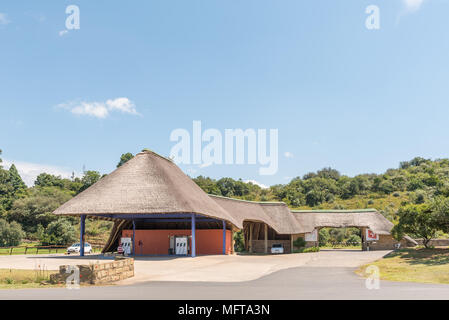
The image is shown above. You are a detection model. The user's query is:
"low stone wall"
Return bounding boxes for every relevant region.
[364,235,415,251]
[414,239,449,247]
[50,257,134,285]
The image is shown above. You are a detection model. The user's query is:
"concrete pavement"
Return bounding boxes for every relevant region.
[2,250,449,299]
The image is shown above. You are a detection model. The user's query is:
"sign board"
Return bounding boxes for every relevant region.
[305,229,318,242]
[366,229,379,241]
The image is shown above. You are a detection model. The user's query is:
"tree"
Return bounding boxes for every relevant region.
[40,219,77,245]
[7,187,72,235]
[117,153,134,168]
[0,219,24,246]
[79,170,101,193]
[392,203,440,248]
[8,164,26,195]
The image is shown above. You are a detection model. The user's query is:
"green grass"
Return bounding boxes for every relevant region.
[356,248,449,285]
[0,268,59,289]
[320,244,362,250]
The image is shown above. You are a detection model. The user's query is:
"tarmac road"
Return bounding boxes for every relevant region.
[1,265,449,300]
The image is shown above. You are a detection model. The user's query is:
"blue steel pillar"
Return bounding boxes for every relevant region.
[80,215,86,257]
[222,220,226,255]
[132,220,136,256]
[191,214,196,257]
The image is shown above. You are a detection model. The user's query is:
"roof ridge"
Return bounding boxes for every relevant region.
[136,149,174,163]
[208,194,287,205]
[292,209,377,213]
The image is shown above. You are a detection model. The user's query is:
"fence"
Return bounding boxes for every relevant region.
[0,245,103,255]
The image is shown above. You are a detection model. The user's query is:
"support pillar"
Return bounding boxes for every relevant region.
[222,221,226,255]
[291,234,294,254]
[264,224,268,254]
[249,223,253,253]
[132,220,136,256]
[231,229,235,254]
[191,214,196,257]
[80,215,86,257]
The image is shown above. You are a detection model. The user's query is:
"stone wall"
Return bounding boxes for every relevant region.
[414,239,449,247]
[50,257,134,285]
[364,235,415,251]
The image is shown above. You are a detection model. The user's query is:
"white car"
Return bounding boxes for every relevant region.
[271,243,284,254]
[67,243,92,254]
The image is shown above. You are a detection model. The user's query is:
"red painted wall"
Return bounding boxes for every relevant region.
[121,229,232,255]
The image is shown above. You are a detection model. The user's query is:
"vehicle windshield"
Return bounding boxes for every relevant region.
[272,244,282,248]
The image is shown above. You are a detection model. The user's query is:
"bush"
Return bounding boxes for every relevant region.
[0,219,25,246]
[233,230,245,252]
[346,234,361,245]
[293,237,306,249]
[302,247,320,253]
[40,219,77,245]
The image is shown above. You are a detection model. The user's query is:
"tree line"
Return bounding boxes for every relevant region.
[1,149,449,248]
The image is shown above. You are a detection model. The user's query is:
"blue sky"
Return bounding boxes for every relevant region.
[1,0,449,187]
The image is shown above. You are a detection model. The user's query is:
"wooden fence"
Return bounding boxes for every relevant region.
[0,245,103,255]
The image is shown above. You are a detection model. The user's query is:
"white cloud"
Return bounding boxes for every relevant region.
[403,0,426,12]
[59,30,68,36]
[244,180,269,189]
[3,159,80,187]
[284,151,294,159]
[57,97,139,119]
[198,162,212,169]
[106,98,139,115]
[0,13,10,25]
[71,102,109,118]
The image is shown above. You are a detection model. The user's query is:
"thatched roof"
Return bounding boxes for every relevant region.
[53,150,240,227]
[53,150,397,237]
[210,195,301,234]
[291,209,394,235]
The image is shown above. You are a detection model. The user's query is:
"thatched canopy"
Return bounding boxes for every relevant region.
[210,195,302,234]
[53,150,398,239]
[291,209,394,235]
[53,150,240,227]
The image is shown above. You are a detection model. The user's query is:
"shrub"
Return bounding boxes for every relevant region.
[293,237,306,249]
[0,219,25,246]
[40,219,77,245]
[302,247,320,253]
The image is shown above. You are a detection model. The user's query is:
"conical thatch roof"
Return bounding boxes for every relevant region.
[291,209,394,235]
[53,151,240,227]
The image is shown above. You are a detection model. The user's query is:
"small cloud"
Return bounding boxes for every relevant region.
[59,30,68,36]
[106,97,139,115]
[284,151,294,159]
[70,102,109,118]
[403,0,425,12]
[244,180,269,189]
[3,159,80,187]
[198,162,212,169]
[0,13,10,25]
[57,97,139,119]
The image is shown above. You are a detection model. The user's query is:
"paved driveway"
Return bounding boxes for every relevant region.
[0,249,389,283]
[2,250,449,299]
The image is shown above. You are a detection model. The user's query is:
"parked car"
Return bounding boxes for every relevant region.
[67,243,92,254]
[271,243,284,254]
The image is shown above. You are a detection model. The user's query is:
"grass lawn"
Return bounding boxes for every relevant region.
[0,268,60,289]
[320,245,362,250]
[356,248,449,285]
